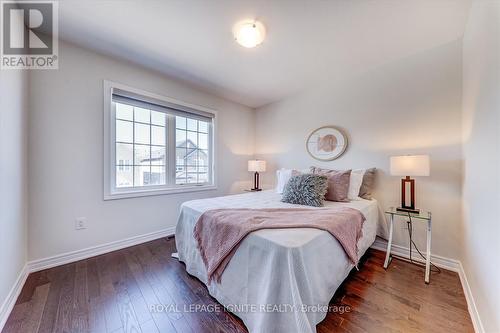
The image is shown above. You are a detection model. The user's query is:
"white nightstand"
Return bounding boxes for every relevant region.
[383,208,432,283]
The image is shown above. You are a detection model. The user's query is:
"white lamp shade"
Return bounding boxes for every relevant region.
[390,155,430,177]
[248,160,266,172]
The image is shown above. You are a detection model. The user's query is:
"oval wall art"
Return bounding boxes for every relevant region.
[306,126,348,161]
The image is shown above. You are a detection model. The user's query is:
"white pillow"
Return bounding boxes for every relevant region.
[348,169,366,200]
[276,169,301,194]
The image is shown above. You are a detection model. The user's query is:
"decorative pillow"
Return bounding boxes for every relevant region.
[359,168,376,199]
[310,167,351,202]
[281,174,328,207]
[310,166,337,176]
[310,167,375,200]
[325,170,351,202]
[348,169,365,200]
[276,168,302,194]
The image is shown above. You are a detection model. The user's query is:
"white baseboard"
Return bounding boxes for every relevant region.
[371,238,484,333]
[371,238,461,271]
[0,227,175,331]
[28,226,176,273]
[456,261,485,333]
[0,227,176,331]
[0,264,29,331]
[0,232,484,333]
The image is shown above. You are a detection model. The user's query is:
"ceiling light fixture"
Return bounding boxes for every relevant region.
[233,20,266,48]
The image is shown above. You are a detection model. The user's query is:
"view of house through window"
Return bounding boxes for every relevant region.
[115,102,167,188]
[111,96,213,193]
[175,116,210,184]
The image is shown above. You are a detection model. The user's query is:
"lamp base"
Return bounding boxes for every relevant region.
[396,207,420,214]
[250,188,262,192]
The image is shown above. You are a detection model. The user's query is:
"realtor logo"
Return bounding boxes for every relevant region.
[1,0,58,69]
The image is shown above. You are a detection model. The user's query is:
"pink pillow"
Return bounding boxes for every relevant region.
[310,167,351,202]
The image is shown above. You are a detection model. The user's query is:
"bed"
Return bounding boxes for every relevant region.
[175,190,383,333]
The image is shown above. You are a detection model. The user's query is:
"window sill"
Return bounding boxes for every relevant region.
[104,184,217,201]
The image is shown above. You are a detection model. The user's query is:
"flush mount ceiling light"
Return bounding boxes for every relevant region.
[233,20,266,48]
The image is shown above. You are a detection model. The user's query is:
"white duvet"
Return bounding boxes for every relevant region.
[175,190,382,333]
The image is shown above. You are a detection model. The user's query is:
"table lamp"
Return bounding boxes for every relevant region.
[390,155,430,213]
[248,160,266,191]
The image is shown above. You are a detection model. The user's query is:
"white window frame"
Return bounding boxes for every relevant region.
[103,80,217,200]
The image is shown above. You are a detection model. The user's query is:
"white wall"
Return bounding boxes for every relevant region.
[255,40,463,259]
[28,41,255,261]
[462,1,500,331]
[0,71,28,313]
[4,6,498,330]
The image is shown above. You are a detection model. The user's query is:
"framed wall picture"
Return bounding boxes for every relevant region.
[306,126,348,161]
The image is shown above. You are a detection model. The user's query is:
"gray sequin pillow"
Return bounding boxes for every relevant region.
[281,174,328,207]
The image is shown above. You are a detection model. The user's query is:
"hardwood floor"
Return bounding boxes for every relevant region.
[2,237,473,333]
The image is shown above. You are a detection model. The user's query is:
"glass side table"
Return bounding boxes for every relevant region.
[384,208,432,283]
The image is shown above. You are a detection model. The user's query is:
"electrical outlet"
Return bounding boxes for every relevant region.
[75,217,87,230]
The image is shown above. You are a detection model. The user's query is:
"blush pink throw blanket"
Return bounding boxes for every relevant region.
[193,207,365,283]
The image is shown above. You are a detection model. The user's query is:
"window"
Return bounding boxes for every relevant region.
[104,81,216,199]
[114,103,167,188]
[175,116,210,184]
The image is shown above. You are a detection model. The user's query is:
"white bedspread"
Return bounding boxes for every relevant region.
[175,190,381,333]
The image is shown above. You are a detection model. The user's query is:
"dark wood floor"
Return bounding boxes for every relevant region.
[2,237,474,333]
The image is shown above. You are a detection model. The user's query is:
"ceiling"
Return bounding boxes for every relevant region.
[58,0,472,108]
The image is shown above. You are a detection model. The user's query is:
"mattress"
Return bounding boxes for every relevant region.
[175,190,382,333]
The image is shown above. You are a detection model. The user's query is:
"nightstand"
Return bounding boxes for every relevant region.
[383,208,432,283]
